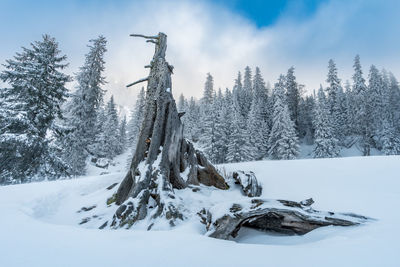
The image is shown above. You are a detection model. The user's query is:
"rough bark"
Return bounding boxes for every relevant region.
[199,198,370,240]
[111,32,228,228]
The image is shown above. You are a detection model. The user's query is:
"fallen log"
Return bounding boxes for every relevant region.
[199,198,370,240]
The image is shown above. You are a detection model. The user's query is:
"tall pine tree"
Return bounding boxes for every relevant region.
[128,86,146,146]
[0,35,71,183]
[268,75,299,160]
[352,55,372,155]
[60,36,107,174]
[313,88,339,158]
[326,59,344,143]
[285,66,300,130]
[248,67,268,160]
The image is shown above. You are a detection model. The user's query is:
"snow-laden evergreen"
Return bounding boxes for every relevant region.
[199,73,216,158]
[59,36,107,175]
[127,87,146,146]
[213,88,233,163]
[183,97,200,142]
[92,96,121,159]
[297,95,315,145]
[0,35,71,183]
[267,75,299,160]
[326,59,346,143]
[227,88,251,163]
[285,66,300,129]
[118,115,127,155]
[241,66,253,118]
[351,55,372,155]
[367,65,386,148]
[247,67,268,160]
[313,88,339,158]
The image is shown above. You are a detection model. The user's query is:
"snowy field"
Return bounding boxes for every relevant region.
[0,152,399,267]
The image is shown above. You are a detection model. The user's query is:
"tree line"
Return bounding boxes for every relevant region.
[2,34,400,184]
[129,58,400,164]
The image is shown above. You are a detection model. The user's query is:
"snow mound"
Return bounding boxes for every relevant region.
[0,154,399,266]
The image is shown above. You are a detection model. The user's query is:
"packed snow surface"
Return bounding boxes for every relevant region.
[0,152,399,267]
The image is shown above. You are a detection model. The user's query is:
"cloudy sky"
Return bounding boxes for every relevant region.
[1,0,400,107]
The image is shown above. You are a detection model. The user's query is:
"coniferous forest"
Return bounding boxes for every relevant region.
[135,57,400,164]
[1,35,400,185]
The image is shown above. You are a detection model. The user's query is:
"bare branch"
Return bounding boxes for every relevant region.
[130,34,159,40]
[168,64,174,74]
[146,40,159,45]
[126,77,149,88]
[144,65,151,68]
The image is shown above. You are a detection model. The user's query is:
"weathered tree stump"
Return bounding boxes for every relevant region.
[111,33,228,228]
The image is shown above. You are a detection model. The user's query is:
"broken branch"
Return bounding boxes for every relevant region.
[130,34,159,40]
[146,40,159,45]
[126,77,149,88]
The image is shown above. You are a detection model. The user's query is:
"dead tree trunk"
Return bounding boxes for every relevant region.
[111,33,228,228]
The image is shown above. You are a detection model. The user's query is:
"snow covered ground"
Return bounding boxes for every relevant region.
[0,152,399,267]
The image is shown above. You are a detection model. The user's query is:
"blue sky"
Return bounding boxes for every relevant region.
[1,0,327,28]
[1,0,400,106]
[213,0,328,27]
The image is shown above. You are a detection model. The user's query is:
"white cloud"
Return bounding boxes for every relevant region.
[1,0,400,107]
[101,0,400,106]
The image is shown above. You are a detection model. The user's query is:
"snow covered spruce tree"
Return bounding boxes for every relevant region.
[297,95,315,145]
[107,33,228,229]
[387,72,400,131]
[241,66,253,117]
[0,35,71,183]
[128,86,146,146]
[285,66,300,129]
[60,36,107,174]
[118,115,127,155]
[214,88,234,163]
[177,93,186,112]
[199,73,218,160]
[92,96,121,159]
[367,65,386,148]
[352,55,372,156]
[313,88,339,158]
[267,75,299,160]
[183,96,200,141]
[227,86,251,162]
[326,59,345,143]
[379,71,400,154]
[247,67,268,160]
[380,118,400,155]
[212,89,230,163]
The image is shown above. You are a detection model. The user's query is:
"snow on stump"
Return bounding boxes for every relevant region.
[232,171,262,197]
